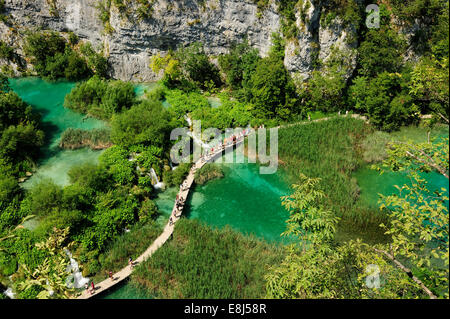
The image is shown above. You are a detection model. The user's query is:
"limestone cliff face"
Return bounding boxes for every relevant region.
[1,0,357,81]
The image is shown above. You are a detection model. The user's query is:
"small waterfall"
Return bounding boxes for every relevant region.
[184,114,192,127]
[3,287,15,299]
[185,114,210,149]
[149,168,164,189]
[65,250,89,289]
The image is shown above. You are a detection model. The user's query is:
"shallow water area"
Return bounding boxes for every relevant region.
[8,77,107,188]
[354,167,448,208]
[154,156,293,244]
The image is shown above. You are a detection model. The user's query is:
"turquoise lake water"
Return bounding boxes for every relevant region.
[8,78,107,187]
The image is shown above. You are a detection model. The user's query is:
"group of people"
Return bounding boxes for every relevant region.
[175,194,185,211]
[171,190,188,226]
[201,128,251,162]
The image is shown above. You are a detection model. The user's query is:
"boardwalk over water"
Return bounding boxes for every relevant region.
[77,134,247,299]
[77,114,367,299]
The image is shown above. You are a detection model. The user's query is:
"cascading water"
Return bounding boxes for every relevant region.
[184,114,210,149]
[65,250,90,289]
[149,168,164,189]
[3,287,15,299]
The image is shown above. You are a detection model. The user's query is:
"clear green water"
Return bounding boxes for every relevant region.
[354,167,448,208]
[8,77,106,188]
[102,158,293,299]
[156,163,292,243]
[99,280,155,299]
[134,82,160,99]
[354,128,449,208]
[186,163,292,243]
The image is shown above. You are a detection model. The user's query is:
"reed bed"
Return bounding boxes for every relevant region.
[59,128,112,150]
[277,117,389,242]
[130,219,284,298]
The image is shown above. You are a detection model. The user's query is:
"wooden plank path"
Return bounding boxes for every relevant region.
[77,133,248,299]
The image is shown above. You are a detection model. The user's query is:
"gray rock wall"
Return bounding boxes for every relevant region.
[1,0,358,81]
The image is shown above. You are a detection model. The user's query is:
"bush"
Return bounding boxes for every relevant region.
[64,75,135,119]
[99,146,136,185]
[163,163,192,187]
[357,27,406,78]
[194,163,224,185]
[110,99,171,148]
[348,72,420,131]
[18,285,44,299]
[218,41,261,90]
[24,31,91,81]
[0,252,17,276]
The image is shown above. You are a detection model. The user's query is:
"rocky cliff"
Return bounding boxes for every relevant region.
[0,0,358,81]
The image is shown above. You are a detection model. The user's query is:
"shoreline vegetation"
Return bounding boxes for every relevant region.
[194,163,224,185]
[130,219,285,299]
[59,128,112,150]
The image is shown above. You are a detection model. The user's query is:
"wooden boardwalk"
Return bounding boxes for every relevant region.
[77,133,248,299]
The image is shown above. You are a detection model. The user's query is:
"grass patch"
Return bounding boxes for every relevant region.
[59,128,112,150]
[194,163,224,185]
[82,221,162,283]
[130,219,284,298]
[278,117,390,243]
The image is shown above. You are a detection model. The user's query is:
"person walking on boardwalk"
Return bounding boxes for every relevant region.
[129,257,133,269]
[109,271,113,280]
[90,281,95,295]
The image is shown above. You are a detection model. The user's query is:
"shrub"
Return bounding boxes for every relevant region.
[64,75,135,119]
[194,163,224,185]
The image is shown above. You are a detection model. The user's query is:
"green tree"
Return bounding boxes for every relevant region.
[110,99,171,148]
[358,27,406,78]
[218,41,261,90]
[348,72,419,131]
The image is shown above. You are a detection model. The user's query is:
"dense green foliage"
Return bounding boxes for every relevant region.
[162,163,192,187]
[218,41,260,91]
[110,99,171,149]
[64,75,135,119]
[219,35,304,122]
[131,219,284,298]
[349,72,420,131]
[0,79,44,223]
[151,42,221,91]
[23,31,108,81]
[24,31,91,81]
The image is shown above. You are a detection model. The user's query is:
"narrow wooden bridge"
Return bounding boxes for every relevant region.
[77,132,248,299]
